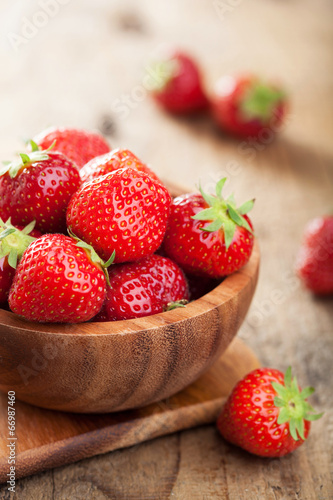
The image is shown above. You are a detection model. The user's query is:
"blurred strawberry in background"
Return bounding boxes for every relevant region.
[296,215,333,295]
[148,50,208,114]
[211,75,287,138]
[33,127,111,169]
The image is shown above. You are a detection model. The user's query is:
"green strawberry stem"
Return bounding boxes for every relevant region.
[165,299,188,311]
[0,218,37,268]
[272,366,323,441]
[191,177,254,249]
[240,80,286,122]
[68,230,115,286]
[0,140,57,179]
[147,57,180,93]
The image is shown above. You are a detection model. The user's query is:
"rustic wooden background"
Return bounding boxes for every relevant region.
[0,0,332,498]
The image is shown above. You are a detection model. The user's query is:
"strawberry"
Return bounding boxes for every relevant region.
[8,234,112,323]
[80,148,162,184]
[295,215,333,295]
[163,178,254,278]
[0,219,41,306]
[217,367,322,457]
[148,50,208,114]
[212,75,287,138]
[95,255,189,321]
[33,127,111,169]
[93,306,109,323]
[67,167,172,263]
[0,142,80,234]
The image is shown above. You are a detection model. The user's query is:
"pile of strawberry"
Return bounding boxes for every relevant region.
[0,126,255,324]
[147,49,287,139]
[0,126,325,460]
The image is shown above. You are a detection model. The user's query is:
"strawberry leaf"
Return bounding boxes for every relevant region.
[289,419,298,441]
[21,220,36,235]
[227,204,253,234]
[304,412,324,421]
[272,381,288,399]
[300,386,315,400]
[191,178,255,245]
[1,149,50,178]
[70,230,115,287]
[199,184,217,207]
[8,249,18,269]
[0,219,37,266]
[44,140,57,152]
[75,240,103,264]
[277,407,290,425]
[223,219,236,249]
[272,367,323,442]
[295,417,305,440]
[202,219,224,233]
[30,140,40,152]
[20,153,31,165]
[284,366,292,386]
[192,207,217,221]
[240,80,286,122]
[0,227,16,241]
[273,396,285,408]
[215,177,227,198]
[227,193,236,207]
[104,250,116,267]
[238,199,255,215]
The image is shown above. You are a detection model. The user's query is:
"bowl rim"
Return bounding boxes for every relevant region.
[0,241,259,337]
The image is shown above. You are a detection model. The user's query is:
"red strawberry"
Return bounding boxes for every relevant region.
[148,50,208,114]
[295,215,333,295]
[0,219,41,306]
[80,149,162,184]
[212,75,287,138]
[93,305,109,323]
[8,234,112,323]
[0,142,80,233]
[96,255,189,321]
[217,367,322,457]
[67,167,172,263]
[163,178,254,278]
[33,127,111,169]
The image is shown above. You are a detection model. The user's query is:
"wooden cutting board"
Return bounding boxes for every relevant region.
[0,338,259,483]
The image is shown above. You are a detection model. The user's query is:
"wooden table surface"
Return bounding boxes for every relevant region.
[0,0,332,498]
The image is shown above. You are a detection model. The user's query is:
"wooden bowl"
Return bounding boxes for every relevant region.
[0,184,259,413]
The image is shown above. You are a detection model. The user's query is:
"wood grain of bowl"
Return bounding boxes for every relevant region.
[0,183,259,413]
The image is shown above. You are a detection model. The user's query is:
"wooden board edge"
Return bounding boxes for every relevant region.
[0,397,225,484]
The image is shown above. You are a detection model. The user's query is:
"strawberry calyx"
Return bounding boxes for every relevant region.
[165,299,188,311]
[68,230,115,286]
[0,218,37,268]
[240,80,286,123]
[192,178,254,249]
[272,367,323,441]
[0,140,56,179]
[147,57,180,93]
